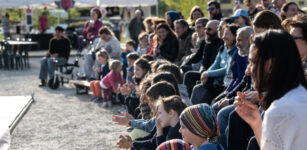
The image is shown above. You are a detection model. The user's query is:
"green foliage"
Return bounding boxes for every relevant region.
[159,0,209,19]
[68,8,81,19]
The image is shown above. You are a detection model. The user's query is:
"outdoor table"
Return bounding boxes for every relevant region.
[1,40,38,70]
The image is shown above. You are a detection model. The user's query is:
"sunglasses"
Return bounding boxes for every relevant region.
[206,7,215,12]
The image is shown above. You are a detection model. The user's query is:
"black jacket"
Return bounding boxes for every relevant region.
[48,36,71,60]
[156,35,179,62]
[185,38,224,73]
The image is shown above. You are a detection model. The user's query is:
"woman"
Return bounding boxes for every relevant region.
[154,23,179,62]
[235,30,307,150]
[78,7,103,51]
[230,9,250,27]
[252,10,283,33]
[280,2,299,21]
[179,104,224,150]
[165,10,181,30]
[188,6,204,27]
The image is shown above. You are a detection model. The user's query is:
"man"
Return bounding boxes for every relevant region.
[128,9,145,48]
[261,0,277,12]
[174,19,193,64]
[272,0,286,16]
[39,26,70,86]
[207,1,223,20]
[2,13,11,39]
[245,0,261,20]
[183,20,224,96]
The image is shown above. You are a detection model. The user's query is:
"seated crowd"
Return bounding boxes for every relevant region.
[38,0,307,149]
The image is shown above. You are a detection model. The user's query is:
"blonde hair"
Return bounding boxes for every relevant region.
[109,60,122,71]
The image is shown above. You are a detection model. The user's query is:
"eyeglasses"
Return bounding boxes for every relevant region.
[205,27,212,31]
[292,36,304,40]
[206,7,215,12]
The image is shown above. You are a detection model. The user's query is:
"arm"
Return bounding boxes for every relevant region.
[130,118,156,132]
[207,50,227,77]
[81,21,90,37]
[185,40,205,65]
[226,75,249,99]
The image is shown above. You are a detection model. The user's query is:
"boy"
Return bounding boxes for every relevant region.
[121,40,136,81]
[126,52,140,84]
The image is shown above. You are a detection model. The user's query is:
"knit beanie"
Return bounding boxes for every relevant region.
[180,104,219,139]
[157,139,192,150]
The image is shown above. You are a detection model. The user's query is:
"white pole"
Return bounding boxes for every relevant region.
[156,1,158,17]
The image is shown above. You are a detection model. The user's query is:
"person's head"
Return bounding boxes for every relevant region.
[179,104,218,148]
[189,6,204,22]
[54,26,64,38]
[250,30,307,110]
[222,24,240,48]
[252,10,282,34]
[236,26,254,56]
[272,0,286,10]
[156,139,192,150]
[144,17,155,33]
[110,60,122,72]
[146,81,177,112]
[174,19,189,37]
[156,23,176,41]
[207,1,222,19]
[138,32,149,47]
[134,58,151,79]
[152,72,180,95]
[205,20,219,43]
[99,26,113,41]
[127,52,139,67]
[218,17,234,38]
[150,59,171,73]
[156,95,187,127]
[135,9,142,19]
[156,63,183,84]
[152,18,167,32]
[289,14,307,61]
[165,11,181,28]
[231,9,250,27]
[5,13,9,19]
[139,77,152,104]
[96,50,109,65]
[261,0,272,8]
[280,2,299,21]
[126,40,136,51]
[245,0,258,10]
[195,17,209,37]
[149,33,155,45]
[91,7,102,21]
[141,54,154,62]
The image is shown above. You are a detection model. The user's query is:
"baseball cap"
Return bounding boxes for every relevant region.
[230,9,249,19]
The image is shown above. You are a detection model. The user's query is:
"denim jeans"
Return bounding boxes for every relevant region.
[39,57,66,80]
[217,105,235,150]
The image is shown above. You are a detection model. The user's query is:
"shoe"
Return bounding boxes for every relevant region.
[38,80,46,87]
[107,101,112,107]
[90,97,98,101]
[93,97,103,103]
[100,102,107,108]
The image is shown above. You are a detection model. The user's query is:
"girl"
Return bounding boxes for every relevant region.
[136,32,150,56]
[100,60,123,107]
[89,50,110,102]
[179,104,224,150]
[155,95,187,146]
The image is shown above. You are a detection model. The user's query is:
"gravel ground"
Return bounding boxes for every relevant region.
[0,58,126,150]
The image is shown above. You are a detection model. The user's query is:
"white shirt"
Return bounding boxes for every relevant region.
[262,85,307,150]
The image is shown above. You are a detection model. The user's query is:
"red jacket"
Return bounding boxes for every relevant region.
[101,70,123,90]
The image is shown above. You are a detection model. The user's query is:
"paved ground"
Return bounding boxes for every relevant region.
[0,58,126,150]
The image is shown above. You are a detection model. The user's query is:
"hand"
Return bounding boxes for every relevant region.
[94,68,100,73]
[111,115,131,126]
[244,91,259,104]
[234,92,262,128]
[200,71,208,85]
[218,98,230,109]
[117,135,133,149]
[50,53,58,57]
[154,47,160,55]
[121,112,134,120]
[155,117,163,136]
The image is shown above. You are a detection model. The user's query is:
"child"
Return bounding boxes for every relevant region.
[126,53,140,84]
[100,60,123,107]
[89,50,110,102]
[147,33,156,56]
[133,58,151,85]
[157,139,192,150]
[179,104,224,150]
[121,40,136,81]
[136,32,150,56]
[155,95,187,146]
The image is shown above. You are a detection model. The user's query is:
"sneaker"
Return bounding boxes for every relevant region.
[93,97,103,103]
[100,102,108,108]
[90,97,98,101]
[107,101,112,107]
[38,80,46,87]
